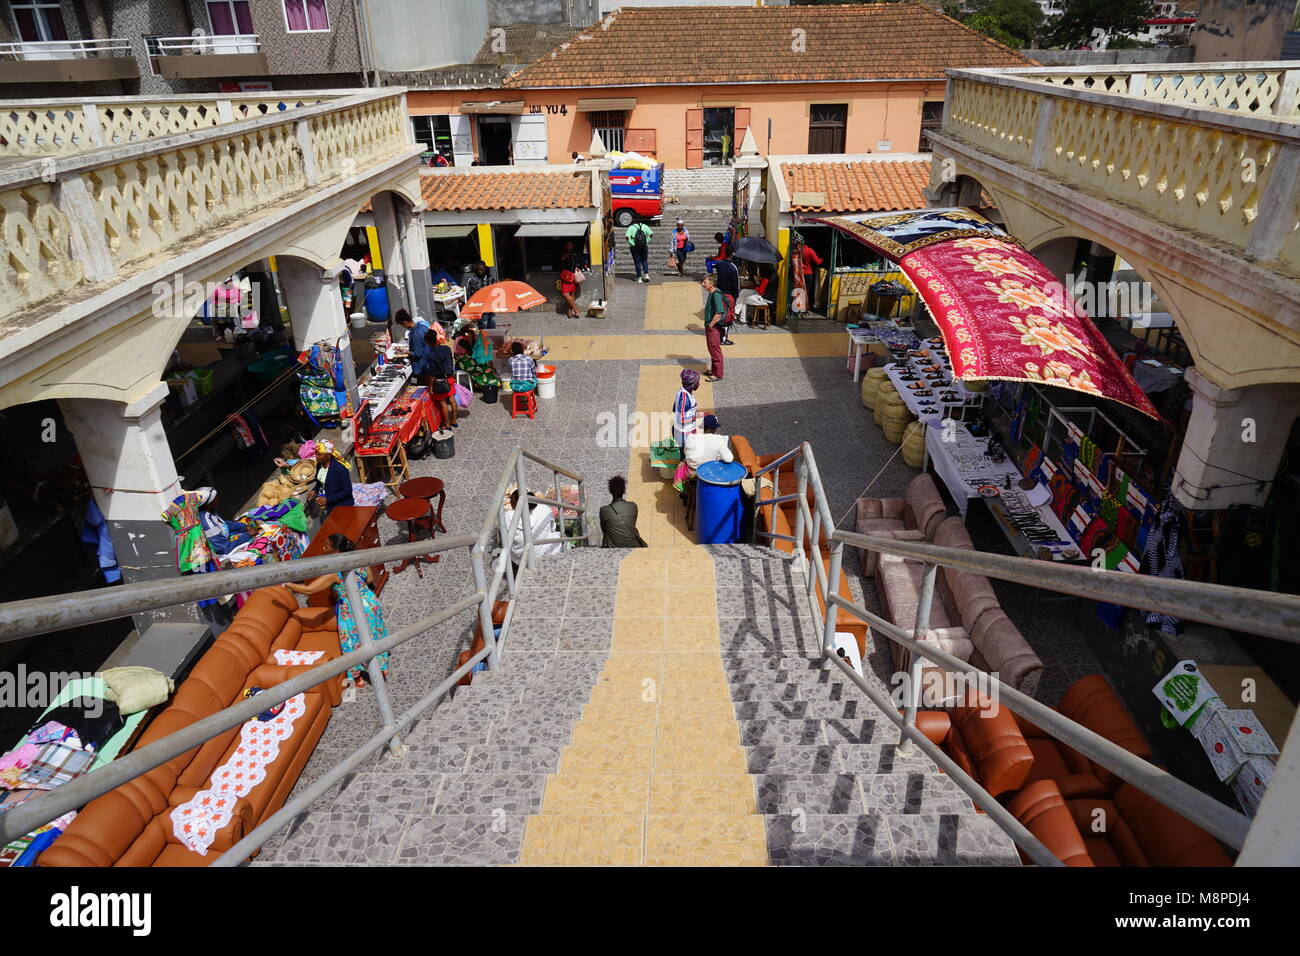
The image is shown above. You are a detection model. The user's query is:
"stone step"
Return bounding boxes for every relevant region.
[763,812,1021,867]
[754,772,974,816]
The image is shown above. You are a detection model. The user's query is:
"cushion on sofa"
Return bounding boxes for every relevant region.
[969,609,1043,697]
[931,516,973,550]
[858,527,926,577]
[1008,779,1095,866]
[949,693,1034,797]
[1110,784,1232,867]
[903,473,948,539]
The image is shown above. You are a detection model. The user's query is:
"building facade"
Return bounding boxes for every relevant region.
[403,4,1028,170]
[0,0,488,96]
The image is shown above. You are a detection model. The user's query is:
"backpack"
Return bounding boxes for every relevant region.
[631,224,648,251]
[721,292,736,326]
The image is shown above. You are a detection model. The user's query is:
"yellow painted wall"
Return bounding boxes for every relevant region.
[477,223,495,267]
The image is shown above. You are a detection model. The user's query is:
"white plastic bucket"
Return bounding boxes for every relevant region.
[536,364,556,399]
[350,312,367,330]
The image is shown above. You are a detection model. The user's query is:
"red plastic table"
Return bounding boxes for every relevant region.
[386,496,437,575]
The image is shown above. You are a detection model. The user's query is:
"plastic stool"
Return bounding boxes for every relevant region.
[510,388,537,419]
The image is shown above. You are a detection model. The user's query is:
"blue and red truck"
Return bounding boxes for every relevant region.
[608,162,665,228]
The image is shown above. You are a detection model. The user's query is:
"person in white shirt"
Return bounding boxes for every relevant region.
[505,487,563,575]
[684,414,734,477]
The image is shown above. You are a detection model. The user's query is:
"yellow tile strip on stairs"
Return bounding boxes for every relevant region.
[519,304,769,866]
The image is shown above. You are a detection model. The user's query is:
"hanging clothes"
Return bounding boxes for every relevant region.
[162,493,221,607]
[1141,494,1185,634]
[81,498,121,584]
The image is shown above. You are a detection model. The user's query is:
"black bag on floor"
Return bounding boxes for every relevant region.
[406,433,432,460]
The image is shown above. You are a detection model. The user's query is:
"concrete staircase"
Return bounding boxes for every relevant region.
[642,210,730,276]
[257,546,1020,865]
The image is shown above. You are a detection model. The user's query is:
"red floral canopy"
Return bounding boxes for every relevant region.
[806,209,1160,419]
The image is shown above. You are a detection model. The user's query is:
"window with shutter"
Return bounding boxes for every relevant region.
[808,104,847,155]
[588,110,626,152]
[919,101,944,153]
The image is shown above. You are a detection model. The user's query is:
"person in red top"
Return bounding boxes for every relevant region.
[799,243,824,312]
[559,253,580,319]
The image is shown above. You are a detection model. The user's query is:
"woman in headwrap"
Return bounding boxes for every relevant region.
[286,535,390,684]
[310,439,354,514]
[454,321,500,390]
[192,487,250,555]
[673,368,702,454]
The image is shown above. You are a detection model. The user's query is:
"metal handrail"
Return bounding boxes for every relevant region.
[0,39,133,58]
[154,34,261,55]
[760,440,1293,863]
[0,445,584,863]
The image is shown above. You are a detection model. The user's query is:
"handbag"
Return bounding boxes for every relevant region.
[683,240,695,253]
[455,383,473,408]
[573,268,587,283]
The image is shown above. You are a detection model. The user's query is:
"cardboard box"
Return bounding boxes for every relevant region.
[1153,659,1218,727]
[1230,756,1274,817]
[1191,701,1280,782]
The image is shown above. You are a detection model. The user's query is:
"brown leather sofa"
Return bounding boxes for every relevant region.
[1016,674,1153,797]
[915,694,1034,799]
[1008,778,1232,867]
[868,513,1043,697]
[731,436,865,656]
[40,586,342,867]
[853,473,948,576]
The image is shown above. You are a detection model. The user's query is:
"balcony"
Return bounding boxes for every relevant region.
[931,63,1300,278]
[0,38,138,84]
[151,34,269,80]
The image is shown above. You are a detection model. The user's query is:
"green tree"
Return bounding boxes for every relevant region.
[964,0,1045,47]
[1048,0,1154,48]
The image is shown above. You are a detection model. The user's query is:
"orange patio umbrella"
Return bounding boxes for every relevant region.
[461,280,547,318]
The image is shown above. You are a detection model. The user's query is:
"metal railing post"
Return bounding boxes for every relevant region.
[515,451,534,571]
[899,561,938,755]
[498,504,518,598]
[792,454,808,570]
[820,541,844,659]
[469,547,500,671]
[553,470,563,548]
[342,570,406,758]
[577,474,588,546]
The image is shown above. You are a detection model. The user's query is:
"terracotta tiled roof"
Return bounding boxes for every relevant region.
[419,169,594,211]
[473,24,582,66]
[505,4,1030,87]
[783,160,933,213]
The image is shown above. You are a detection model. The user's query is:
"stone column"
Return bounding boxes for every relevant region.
[58,385,194,625]
[279,256,360,412]
[1173,368,1300,511]
[733,128,768,238]
[368,191,412,317]
[399,204,434,320]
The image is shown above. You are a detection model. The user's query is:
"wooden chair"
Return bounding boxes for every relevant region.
[751,303,772,329]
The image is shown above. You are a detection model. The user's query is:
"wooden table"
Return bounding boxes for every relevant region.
[300,505,386,607]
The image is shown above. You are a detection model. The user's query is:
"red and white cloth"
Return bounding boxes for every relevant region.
[273,649,324,667]
[170,693,307,855]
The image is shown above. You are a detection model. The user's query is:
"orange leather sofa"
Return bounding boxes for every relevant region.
[1015,674,1153,798]
[915,694,1034,799]
[1009,779,1232,867]
[40,586,343,867]
[731,436,866,656]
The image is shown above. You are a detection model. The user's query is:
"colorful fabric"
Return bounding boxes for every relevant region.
[18,741,94,790]
[273,649,324,667]
[170,694,308,855]
[1141,495,1185,634]
[163,493,214,575]
[808,211,1156,417]
[332,574,390,681]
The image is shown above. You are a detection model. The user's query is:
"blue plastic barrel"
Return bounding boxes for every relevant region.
[695,460,747,544]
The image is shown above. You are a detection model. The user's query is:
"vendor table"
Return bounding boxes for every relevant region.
[925,421,1024,517]
[433,285,466,323]
[354,429,410,489]
[301,505,386,607]
[981,488,1080,562]
[1131,357,1184,394]
[846,322,919,383]
[884,361,970,423]
[370,385,440,444]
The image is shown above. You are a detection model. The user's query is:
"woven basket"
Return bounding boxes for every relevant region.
[901,421,927,467]
[861,367,887,409]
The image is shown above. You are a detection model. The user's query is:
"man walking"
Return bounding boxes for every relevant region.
[701,273,727,383]
[713,249,740,345]
[626,220,652,283]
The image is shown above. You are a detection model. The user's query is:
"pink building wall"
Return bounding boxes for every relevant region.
[409,80,946,167]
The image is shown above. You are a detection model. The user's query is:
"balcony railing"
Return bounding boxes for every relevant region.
[0,38,134,61]
[154,34,261,55]
[0,89,416,320]
[934,64,1300,276]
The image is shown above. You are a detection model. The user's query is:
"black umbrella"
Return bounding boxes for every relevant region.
[732,236,783,263]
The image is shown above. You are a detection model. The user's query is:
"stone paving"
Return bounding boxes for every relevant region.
[253,254,1099,865]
